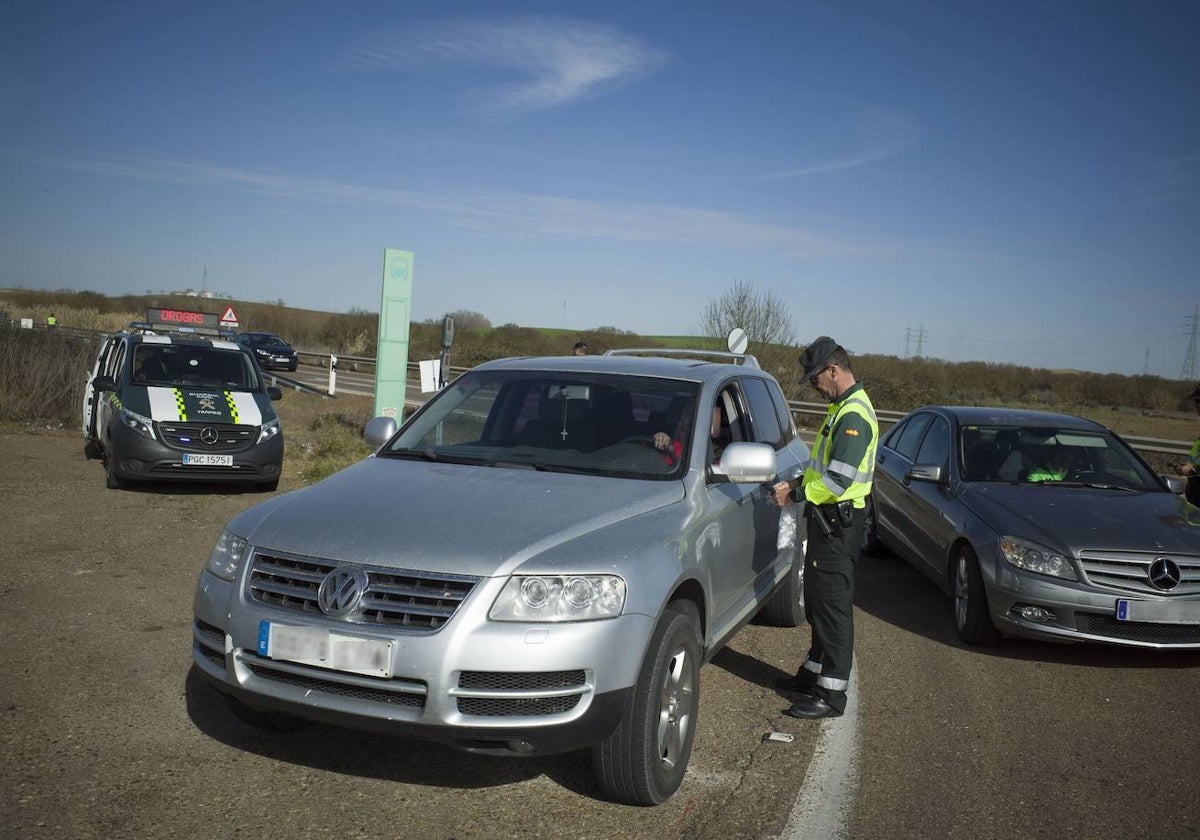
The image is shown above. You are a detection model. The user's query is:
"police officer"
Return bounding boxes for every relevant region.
[771,336,878,719]
[46,312,57,328]
[1175,384,1200,507]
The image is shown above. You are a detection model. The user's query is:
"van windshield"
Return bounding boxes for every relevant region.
[132,345,259,391]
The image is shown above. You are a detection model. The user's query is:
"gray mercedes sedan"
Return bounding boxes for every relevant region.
[192,348,809,805]
[865,406,1200,648]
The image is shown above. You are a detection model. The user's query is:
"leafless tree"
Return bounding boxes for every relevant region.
[700,279,796,348]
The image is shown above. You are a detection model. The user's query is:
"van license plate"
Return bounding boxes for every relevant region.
[183,453,233,466]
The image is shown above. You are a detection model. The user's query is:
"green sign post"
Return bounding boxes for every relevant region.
[374,249,414,422]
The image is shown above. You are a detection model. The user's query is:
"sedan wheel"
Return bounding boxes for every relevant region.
[953,546,1001,645]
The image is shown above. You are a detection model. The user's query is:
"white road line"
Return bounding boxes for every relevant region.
[778,665,860,840]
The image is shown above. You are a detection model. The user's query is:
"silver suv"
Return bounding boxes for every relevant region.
[192,349,809,804]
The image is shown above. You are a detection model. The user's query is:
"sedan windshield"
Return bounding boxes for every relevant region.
[960,425,1161,490]
[379,370,701,480]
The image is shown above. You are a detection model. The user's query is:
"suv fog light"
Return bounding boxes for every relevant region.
[507,739,536,754]
[1017,605,1053,623]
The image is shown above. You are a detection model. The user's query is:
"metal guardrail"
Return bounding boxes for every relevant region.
[6,321,1191,458]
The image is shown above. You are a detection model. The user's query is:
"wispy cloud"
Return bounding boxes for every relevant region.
[1140,153,1200,205]
[32,151,885,258]
[340,15,665,114]
[734,106,922,182]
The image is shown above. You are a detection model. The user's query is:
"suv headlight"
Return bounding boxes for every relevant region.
[258,417,281,444]
[999,536,1077,580]
[490,575,626,622]
[205,529,249,581]
[119,406,156,440]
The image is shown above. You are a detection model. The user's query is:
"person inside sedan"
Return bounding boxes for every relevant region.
[1025,444,1077,482]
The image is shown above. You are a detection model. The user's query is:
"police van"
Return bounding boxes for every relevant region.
[82,308,284,490]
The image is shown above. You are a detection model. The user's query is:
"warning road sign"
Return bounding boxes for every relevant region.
[219,305,239,327]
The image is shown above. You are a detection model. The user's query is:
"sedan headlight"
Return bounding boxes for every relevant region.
[490,575,626,622]
[999,536,1078,580]
[119,406,156,440]
[257,417,281,444]
[205,529,249,581]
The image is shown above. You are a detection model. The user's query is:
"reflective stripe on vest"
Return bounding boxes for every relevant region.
[804,390,878,507]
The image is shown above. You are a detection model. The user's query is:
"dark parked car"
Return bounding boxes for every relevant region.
[864,406,1200,649]
[235,332,299,372]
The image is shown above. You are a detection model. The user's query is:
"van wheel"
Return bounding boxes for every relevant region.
[591,604,700,805]
[105,454,126,489]
[84,439,102,460]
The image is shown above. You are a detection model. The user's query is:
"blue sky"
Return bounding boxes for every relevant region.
[3,1,1198,378]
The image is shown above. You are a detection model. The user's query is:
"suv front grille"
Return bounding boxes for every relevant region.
[159,421,257,452]
[455,670,588,717]
[247,551,479,631]
[1078,550,1200,596]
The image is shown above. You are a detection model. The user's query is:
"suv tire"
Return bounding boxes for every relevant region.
[759,546,806,626]
[591,603,700,805]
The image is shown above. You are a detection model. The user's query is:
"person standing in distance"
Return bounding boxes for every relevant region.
[1175,384,1200,507]
[771,336,878,719]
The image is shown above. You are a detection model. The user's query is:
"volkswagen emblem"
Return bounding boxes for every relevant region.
[200,427,219,445]
[1147,557,1181,591]
[318,566,369,617]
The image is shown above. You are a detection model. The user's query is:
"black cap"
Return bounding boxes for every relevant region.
[798,336,841,383]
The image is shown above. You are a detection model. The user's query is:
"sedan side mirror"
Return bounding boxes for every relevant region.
[907,464,944,484]
[1161,474,1186,494]
[364,416,398,448]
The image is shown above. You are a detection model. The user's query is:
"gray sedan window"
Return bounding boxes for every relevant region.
[914,415,951,472]
[891,413,934,460]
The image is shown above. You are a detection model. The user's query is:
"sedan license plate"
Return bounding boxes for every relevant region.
[1116,599,1200,624]
[258,621,393,677]
[183,453,233,467]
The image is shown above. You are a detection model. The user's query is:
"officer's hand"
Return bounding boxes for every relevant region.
[771,481,793,507]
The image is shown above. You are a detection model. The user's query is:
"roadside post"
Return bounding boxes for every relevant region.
[439,315,454,390]
[328,354,338,396]
[374,248,414,423]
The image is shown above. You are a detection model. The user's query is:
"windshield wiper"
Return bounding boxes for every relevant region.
[1039,480,1137,492]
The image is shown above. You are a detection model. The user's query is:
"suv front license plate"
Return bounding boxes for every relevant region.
[183,453,233,466]
[258,621,393,678]
[1116,599,1200,624]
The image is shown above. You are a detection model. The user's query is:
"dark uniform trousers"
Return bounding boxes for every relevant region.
[802,503,866,714]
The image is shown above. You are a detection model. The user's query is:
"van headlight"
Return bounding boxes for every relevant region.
[119,406,156,440]
[258,417,281,444]
[999,536,1077,580]
[205,529,249,581]
[490,575,626,622]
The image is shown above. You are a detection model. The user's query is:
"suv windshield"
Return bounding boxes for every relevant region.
[379,370,701,479]
[133,345,260,391]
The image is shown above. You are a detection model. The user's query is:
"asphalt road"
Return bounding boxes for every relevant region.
[3,428,1198,839]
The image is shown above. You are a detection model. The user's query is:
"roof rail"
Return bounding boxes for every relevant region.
[604,348,760,368]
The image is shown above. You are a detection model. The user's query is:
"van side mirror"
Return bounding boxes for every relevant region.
[267,386,283,401]
[93,375,116,392]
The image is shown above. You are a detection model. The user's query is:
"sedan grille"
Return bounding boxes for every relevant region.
[158,421,256,452]
[1074,614,1200,645]
[1078,550,1200,596]
[246,551,479,631]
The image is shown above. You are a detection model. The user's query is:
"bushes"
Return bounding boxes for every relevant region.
[0,327,96,426]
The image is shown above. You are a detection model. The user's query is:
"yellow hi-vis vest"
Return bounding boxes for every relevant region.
[803,387,879,509]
